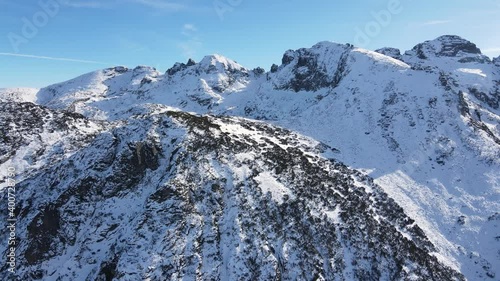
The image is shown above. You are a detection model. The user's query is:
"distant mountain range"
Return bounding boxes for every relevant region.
[1,35,498,280]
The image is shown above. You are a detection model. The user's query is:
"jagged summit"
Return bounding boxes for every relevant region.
[167,54,247,76]
[427,35,481,56]
[198,54,246,71]
[166,59,196,75]
[403,35,489,63]
[375,47,403,61]
[493,55,500,66]
[270,42,353,92]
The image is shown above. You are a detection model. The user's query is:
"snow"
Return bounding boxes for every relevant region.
[456,68,487,77]
[254,171,293,204]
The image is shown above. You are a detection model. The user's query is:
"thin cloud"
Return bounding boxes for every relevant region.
[178,40,202,59]
[421,20,452,26]
[183,24,197,32]
[182,23,197,36]
[62,0,185,10]
[61,0,115,8]
[0,52,109,64]
[178,24,202,59]
[132,0,185,10]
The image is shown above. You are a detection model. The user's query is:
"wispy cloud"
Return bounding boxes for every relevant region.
[0,52,108,64]
[421,20,452,26]
[62,0,185,10]
[183,23,197,33]
[178,23,202,59]
[132,0,185,10]
[61,0,115,8]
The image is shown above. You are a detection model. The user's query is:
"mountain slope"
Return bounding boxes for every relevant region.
[0,104,463,280]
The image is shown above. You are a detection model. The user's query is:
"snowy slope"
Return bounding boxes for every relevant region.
[0,105,463,280]
[1,35,499,280]
[0,88,39,103]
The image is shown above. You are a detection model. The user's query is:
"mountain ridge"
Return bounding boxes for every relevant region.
[1,35,499,280]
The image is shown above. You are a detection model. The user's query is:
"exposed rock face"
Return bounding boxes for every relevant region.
[252,67,265,76]
[494,56,500,67]
[0,104,463,280]
[166,59,197,76]
[375,47,403,61]
[270,63,279,73]
[404,35,489,63]
[270,42,353,92]
[113,66,129,74]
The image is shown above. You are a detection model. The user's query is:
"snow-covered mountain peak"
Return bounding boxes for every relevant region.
[280,41,350,66]
[352,48,410,69]
[198,54,247,73]
[36,69,110,107]
[426,35,481,56]
[132,65,157,73]
[271,41,412,92]
[270,42,353,91]
[36,64,159,104]
[404,35,490,64]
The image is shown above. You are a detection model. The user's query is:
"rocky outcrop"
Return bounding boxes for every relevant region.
[270,42,353,92]
[166,59,196,75]
[375,47,403,61]
[404,35,490,63]
[494,56,500,67]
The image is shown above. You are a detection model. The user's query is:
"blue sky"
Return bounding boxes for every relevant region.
[1,0,499,88]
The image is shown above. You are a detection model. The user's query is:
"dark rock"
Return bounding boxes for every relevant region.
[457,216,466,225]
[488,213,499,221]
[167,62,187,75]
[468,87,499,109]
[273,44,353,92]
[405,35,487,62]
[282,50,295,65]
[25,204,61,265]
[375,47,403,61]
[458,56,490,63]
[252,67,265,75]
[113,66,128,73]
[493,56,500,67]
[167,59,197,75]
[133,65,155,72]
[140,77,153,85]
[431,35,481,57]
